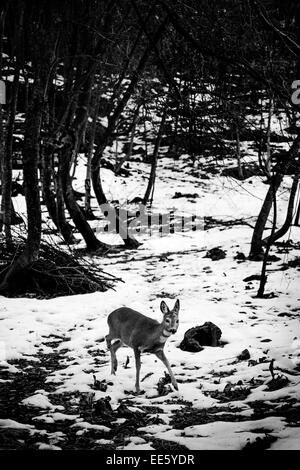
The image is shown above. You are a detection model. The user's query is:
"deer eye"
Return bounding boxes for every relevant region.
[165,318,170,323]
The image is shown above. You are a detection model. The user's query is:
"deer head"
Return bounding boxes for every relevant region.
[160,299,180,335]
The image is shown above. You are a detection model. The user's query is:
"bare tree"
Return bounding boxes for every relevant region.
[91,18,168,249]
[0,18,54,291]
[0,4,23,246]
[143,103,168,206]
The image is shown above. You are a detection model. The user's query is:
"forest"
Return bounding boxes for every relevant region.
[0,0,299,452]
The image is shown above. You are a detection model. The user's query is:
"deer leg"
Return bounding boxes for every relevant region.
[134,348,141,394]
[110,340,122,375]
[155,349,178,391]
[106,334,115,374]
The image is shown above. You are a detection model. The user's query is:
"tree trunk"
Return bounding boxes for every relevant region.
[115,104,140,175]
[59,60,107,252]
[42,148,76,244]
[143,102,148,161]
[257,177,277,297]
[60,133,106,253]
[85,96,100,217]
[0,106,4,224]
[263,173,299,244]
[0,5,6,232]
[0,65,45,292]
[295,186,300,227]
[143,106,167,206]
[172,97,180,159]
[249,173,285,259]
[0,9,60,293]
[55,159,75,244]
[249,133,300,259]
[1,65,20,246]
[92,158,140,248]
[91,19,167,249]
[236,123,243,179]
[0,4,23,243]
[265,96,273,175]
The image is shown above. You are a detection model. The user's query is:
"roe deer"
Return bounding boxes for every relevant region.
[106,299,180,394]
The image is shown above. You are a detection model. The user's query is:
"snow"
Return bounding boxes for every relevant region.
[146,417,287,450]
[1,152,300,449]
[119,441,155,450]
[21,393,64,411]
[128,436,147,444]
[270,427,300,450]
[95,438,114,445]
[37,443,62,450]
[71,422,111,433]
[0,419,34,430]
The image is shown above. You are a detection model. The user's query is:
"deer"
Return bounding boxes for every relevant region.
[105,299,180,394]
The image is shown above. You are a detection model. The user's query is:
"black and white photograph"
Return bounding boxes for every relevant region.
[0,0,299,455]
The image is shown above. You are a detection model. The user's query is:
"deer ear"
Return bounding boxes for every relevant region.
[173,299,180,314]
[160,301,170,315]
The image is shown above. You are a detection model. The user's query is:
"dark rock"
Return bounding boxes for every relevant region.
[237,349,250,361]
[267,375,289,391]
[204,247,226,261]
[249,253,281,262]
[248,359,258,367]
[172,192,199,199]
[179,322,222,351]
[286,257,300,268]
[234,252,246,261]
[94,396,113,417]
[243,434,277,450]
[259,356,268,363]
[278,312,293,318]
[92,375,107,392]
[180,338,204,352]
[266,254,281,262]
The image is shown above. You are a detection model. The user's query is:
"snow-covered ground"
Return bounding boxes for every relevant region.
[0,152,300,450]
